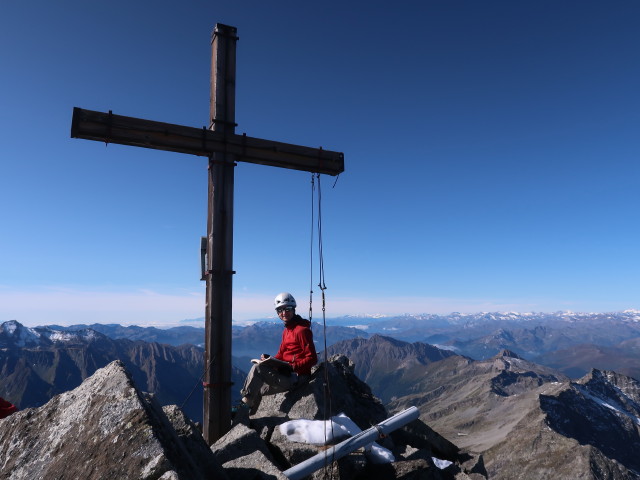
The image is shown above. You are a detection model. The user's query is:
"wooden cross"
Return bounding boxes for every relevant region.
[70,23,344,444]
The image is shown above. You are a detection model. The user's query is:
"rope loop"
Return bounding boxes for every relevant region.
[309,173,315,324]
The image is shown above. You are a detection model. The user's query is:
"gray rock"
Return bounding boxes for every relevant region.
[384,459,442,480]
[222,450,288,480]
[211,422,275,466]
[0,360,224,479]
[253,354,388,429]
[398,445,431,462]
[158,472,181,480]
[269,423,321,468]
[392,417,460,460]
[309,449,368,480]
[163,404,228,478]
[458,453,486,477]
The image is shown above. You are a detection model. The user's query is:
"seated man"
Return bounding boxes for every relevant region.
[241,292,318,414]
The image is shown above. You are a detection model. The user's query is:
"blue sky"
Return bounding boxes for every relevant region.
[1,1,639,327]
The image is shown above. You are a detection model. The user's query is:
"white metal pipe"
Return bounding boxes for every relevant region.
[282,406,419,480]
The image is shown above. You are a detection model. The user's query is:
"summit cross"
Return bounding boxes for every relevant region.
[71,23,344,444]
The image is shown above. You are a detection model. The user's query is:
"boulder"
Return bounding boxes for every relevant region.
[221,450,288,480]
[0,360,225,479]
[253,354,388,426]
[211,422,276,466]
[163,404,227,478]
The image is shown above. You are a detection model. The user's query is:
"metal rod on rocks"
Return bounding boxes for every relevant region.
[282,406,420,480]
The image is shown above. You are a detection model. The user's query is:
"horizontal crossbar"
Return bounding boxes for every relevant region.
[71,107,344,176]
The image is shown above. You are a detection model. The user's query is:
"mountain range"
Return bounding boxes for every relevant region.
[49,310,640,380]
[3,314,640,478]
[0,320,245,423]
[325,335,460,403]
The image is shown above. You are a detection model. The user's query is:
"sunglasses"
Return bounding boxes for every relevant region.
[276,306,294,313]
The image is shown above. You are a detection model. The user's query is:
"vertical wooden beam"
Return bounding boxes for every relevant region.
[203,23,237,444]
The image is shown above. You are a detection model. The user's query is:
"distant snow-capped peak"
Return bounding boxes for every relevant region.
[0,320,42,347]
[0,321,102,347]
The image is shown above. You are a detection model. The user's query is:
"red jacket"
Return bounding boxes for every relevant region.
[0,397,17,419]
[274,316,318,375]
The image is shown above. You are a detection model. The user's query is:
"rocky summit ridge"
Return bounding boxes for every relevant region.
[0,356,485,480]
[484,366,640,480]
[385,348,640,479]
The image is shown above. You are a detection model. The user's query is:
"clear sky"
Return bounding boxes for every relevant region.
[1,1,639,327]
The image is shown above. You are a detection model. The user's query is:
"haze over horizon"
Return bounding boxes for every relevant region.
[2,1,639,327]
[4,308,640,330]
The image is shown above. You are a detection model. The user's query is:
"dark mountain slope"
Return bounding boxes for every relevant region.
[55,323,206,346]
[388,349,568,453]
[445,325,576,360]
[325,334,464,403]
[534,341,640,381]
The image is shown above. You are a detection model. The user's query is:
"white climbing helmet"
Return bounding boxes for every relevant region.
[274,292,297,310]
